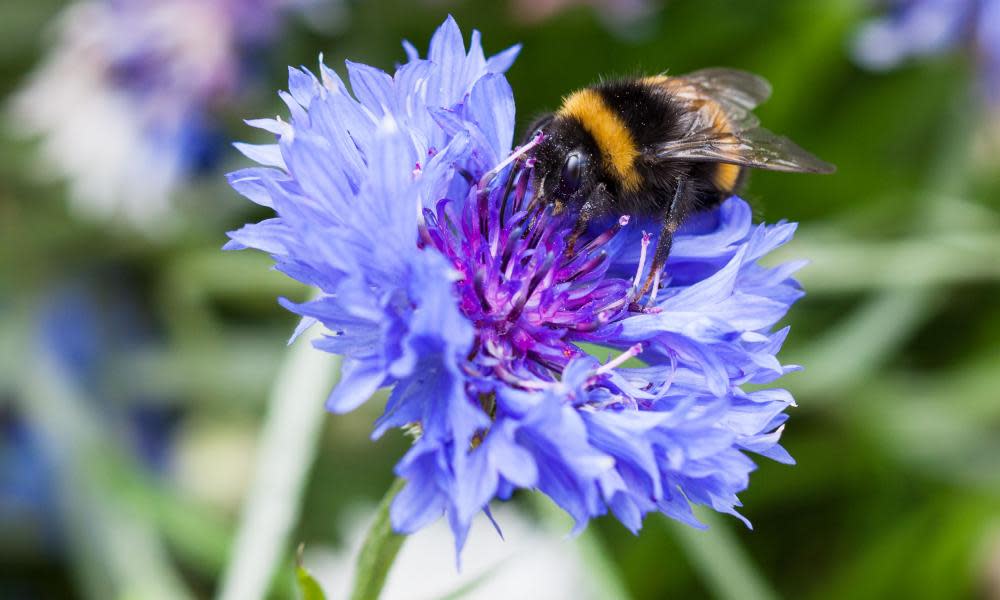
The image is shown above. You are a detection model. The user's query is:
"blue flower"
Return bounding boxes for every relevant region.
[853,0,1000,104]
[227,17,801,555]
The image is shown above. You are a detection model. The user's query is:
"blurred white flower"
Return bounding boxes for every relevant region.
[8,0,307,231]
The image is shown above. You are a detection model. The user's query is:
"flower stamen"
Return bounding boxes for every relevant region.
[595,343,644,375]
[631,231,651,297]
[645,266,663,307]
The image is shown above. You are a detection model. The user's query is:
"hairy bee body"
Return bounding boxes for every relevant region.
[566,79,742,211]
[528,69,833,294]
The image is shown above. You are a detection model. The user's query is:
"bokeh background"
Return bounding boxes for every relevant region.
[2,0,999,598]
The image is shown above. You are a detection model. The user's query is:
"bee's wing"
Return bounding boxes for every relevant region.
[664,68,773,130]
[654,68,771,129]
[649,127,836,174]
[646,69,833,174]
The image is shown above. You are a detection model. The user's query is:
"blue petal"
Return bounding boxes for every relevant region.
[226,167,285,207]
[325,357,387,413]
[391,448,448,533]
[486,44,521,73]
[346,60,396,118]
[233,142,286,169]
[465,74,515,163]
[287,66,319,108]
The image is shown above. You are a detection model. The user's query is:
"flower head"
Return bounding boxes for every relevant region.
[853,0,1000,105]
[227,17,802,554]
[9,0,306,229]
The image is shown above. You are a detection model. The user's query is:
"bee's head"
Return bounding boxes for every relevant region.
[525,114,600,216]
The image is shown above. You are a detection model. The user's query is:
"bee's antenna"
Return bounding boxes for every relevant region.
[477,132,545,192]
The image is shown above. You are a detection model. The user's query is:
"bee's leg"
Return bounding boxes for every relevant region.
[638,178,688,298]
[566,183,611,256]
[565,207,593,257]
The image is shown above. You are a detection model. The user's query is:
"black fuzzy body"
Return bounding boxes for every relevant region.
[529,78,743,227]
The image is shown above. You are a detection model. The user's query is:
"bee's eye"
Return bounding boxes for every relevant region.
[559,151,586,196]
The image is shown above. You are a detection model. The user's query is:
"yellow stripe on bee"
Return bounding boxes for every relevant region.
[713,163,742,192]
[558,89,642,192]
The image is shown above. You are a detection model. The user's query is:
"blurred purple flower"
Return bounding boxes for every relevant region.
[853,0,1000,104]
[1,273,180,549]
[227,17,801,555]
[510,0,655,26]
[8,0,310,230]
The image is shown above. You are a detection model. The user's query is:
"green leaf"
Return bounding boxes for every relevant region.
[663,510,780,600]
[216,325,340,600]
[350,478,408,600]
[295,546,327,600]
[814,498,996,600]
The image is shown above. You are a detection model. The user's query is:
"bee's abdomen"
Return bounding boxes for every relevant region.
[713,163,743,193]
[634,77,745,196]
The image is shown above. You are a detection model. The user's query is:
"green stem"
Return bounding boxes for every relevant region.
[17,337,193,600]
[350,478,408,600]
[217,326,339,600]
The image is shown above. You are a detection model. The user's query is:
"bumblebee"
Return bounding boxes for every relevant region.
[528,68,834,295]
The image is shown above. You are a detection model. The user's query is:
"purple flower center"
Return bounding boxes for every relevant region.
[420,139,643,389]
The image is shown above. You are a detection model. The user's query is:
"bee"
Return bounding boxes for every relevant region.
[527,68,834,295]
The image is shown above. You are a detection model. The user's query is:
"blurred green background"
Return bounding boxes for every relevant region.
[2,0,999,598]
